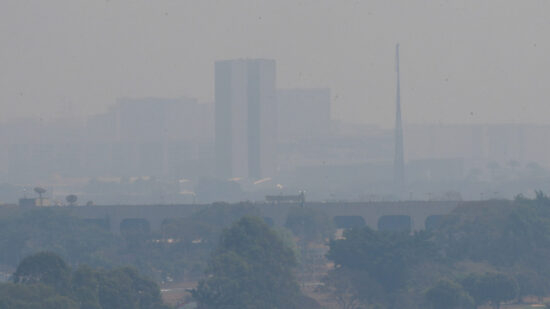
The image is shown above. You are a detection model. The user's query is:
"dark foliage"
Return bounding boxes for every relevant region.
[0,252,168,309]
[193,216,319,309]
[0,204,260,282]
[285,206,334,244]
[327,227,436,296]
[425,280,474,309]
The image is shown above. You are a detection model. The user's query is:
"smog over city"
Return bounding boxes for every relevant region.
[0,1,549,308]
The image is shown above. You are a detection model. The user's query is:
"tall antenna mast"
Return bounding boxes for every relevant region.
[394,43,405,198]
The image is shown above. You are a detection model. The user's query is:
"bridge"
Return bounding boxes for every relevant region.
[69,201,460,234]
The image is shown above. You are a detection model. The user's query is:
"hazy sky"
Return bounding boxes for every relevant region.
[1,0,549,127]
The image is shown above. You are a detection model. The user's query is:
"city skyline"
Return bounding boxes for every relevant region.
[2,4,550,309]
[2,1,550,126]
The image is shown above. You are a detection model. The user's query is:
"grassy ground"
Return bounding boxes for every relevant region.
[485,303,545,309]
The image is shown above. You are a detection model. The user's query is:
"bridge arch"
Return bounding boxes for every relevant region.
[377,215,411,232]
[333,216,366,229]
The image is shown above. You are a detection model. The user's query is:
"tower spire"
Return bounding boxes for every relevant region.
[394,43,406,198]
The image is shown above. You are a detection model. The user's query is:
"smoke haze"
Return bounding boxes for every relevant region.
[2,0,550,126]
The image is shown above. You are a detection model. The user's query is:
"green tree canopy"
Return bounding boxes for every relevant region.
[13,251,72,294]
[0,208,115,268]
[327,227,436,295]
[425,280,474,309]
[72,265,101,309]
[514,271,549,303]
[461,272,518,309]
[321,267,384,309]
[97,267,165,309]
[192,216,318,309]
[2,252,168,309]
[285,206,334,244]
[0,283,72,309]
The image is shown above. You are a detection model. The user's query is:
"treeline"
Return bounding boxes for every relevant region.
[0,204,262,282]
[5,195,550,308]
[0,206,327,309]
[0,203,333,284]
[0,251,168,309]
[321,193,550,309]
[192,216,321,309]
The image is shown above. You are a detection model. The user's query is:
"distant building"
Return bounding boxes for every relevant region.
[18,197,50,207]
[404,124,526,165]
[215,59,277,179]
[407,158,464,182]
[113,97,212,143]
[277,88,331,141]
[84,97,214,179]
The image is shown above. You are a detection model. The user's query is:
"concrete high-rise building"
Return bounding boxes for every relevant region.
[215,59,277,179]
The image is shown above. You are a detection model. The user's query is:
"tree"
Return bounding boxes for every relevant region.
[34,187,46,206]
[320,267,383,309]
[6,252,168,309]
[1,268,167,309]
[153,203,262,281]
[0,208,116,267]
[97,267,166,309]
[72,265,101,309]
[327,227,435,296]
[66,194,78,206]
[0,283,64,309]
[461,273,518,309]
[433,199,550,267]
[425,280,474,309]
[285,206,334,244]
[192,216,317,309]
[516,271,549,303]
[13,251,71,295]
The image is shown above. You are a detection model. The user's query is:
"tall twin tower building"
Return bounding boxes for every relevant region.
[215,49,404,194]
[215,59,277,180]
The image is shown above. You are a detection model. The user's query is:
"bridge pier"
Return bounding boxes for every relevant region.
[364,215,379,230]
[411,214,428,231]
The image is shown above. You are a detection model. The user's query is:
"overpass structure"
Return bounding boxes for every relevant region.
[69,201,460,234]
